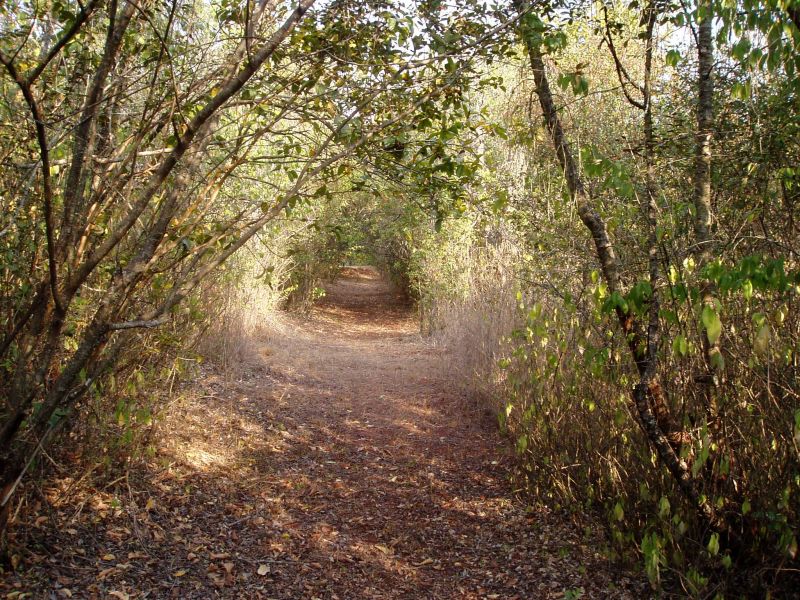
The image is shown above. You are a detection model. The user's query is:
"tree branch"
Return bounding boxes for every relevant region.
[25,0,104,85]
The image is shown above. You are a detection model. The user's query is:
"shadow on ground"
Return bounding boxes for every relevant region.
[1,267,646,599]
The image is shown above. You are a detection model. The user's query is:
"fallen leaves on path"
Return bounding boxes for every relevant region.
[1,267,647,598]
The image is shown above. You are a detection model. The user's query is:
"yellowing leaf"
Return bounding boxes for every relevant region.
[174,569,187,577]
[701,305,722,346]
[754,323,770,357]
[707,532,720,556]
[257,564,270,576]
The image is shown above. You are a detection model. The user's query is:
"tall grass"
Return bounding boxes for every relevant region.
[195,254,290,375]
[432,235,521,405]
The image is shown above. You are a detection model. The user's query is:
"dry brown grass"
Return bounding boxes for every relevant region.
[433,243,520,408]
[195,264,290,378]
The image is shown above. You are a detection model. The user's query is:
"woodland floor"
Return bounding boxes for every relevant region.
[2,267,648,599]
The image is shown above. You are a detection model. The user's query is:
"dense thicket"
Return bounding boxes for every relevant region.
[2,0,799,594]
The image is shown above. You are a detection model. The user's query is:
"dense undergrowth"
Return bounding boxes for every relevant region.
[388,23,800,600]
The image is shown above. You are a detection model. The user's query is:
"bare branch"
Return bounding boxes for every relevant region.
[109,317,169,330]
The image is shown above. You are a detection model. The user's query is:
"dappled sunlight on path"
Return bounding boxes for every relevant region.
[3,266,645,598]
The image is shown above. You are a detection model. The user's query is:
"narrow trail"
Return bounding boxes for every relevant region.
[4,267,643,599]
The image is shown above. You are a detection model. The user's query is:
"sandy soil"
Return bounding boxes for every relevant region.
[1,267,645,599]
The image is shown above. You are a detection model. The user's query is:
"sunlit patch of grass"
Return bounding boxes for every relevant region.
[182,447,229,470]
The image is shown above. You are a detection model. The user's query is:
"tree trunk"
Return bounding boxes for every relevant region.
[694,0,714,257]
[693,0,726,458]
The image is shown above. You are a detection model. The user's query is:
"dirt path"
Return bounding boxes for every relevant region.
[3,267,644,599]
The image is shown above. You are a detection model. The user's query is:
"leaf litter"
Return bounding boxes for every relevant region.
[1,267,647,598]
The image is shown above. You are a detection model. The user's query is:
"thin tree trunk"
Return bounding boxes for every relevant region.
[693,0,725,450]
[694,0,714,259]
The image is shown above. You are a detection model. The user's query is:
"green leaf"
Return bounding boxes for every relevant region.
[731,81,751,100]
[658,496,671,519]
[573,74,589,96]
[48,407,69,428]
[672,335,688,357]
[707,532,719,556]
[701,305,722,345]
[731,38,751,61]
[491,189,509,213]
[709,348,725,370]
[613,502,624,522]
[665,49,681,67]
